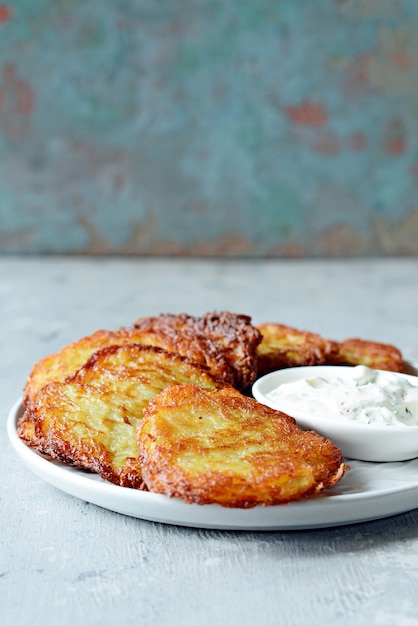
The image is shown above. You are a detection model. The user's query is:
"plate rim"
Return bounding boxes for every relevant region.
[7,398,418,530]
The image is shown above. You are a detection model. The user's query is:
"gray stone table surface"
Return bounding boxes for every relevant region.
[2,256,418,626]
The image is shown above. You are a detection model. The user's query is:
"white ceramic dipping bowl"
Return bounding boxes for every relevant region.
[252,365,418,462]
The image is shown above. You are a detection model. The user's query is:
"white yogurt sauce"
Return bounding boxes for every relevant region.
[266,365,418,426]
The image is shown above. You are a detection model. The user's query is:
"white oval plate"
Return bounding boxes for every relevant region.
[7,399,418,530]
[252,365,418,462]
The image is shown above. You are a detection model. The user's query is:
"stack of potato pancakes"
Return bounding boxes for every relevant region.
[18,310,406,508]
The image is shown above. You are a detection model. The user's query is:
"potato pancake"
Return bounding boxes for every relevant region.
[18,345,227,488]
[24,325,235,409]
[138,385,347,508]
[256,323,338,375]
[23,327,160,408]
[328,337,407,372]
[121,327,235,387]
[134,310,261,390]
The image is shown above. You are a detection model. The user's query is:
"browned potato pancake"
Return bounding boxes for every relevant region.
[24,325,234,409]
[23,328,155,408]
[138,385,347,508]
[328,337,407,372]
[123,327,235,387]
[134,311,261,391]
[18,345,227,488]
[256,323,338,375]
[187,311,261,390]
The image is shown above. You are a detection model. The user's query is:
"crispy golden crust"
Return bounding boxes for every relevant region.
[122,327,235,387]
[134,311,261,391]
[138,385,347,508]
[328,337,407,372]
[18,345,227,488]
[256,323,338,375]
[23,328,159,408]
[24,324,235,410]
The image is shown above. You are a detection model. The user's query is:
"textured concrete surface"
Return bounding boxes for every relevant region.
[2,257,418,626]
[1,1,418,256]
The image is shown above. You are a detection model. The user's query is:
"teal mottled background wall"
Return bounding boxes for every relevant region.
[1,0,418,256]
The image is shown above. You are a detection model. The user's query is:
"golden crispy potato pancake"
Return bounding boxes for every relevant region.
[23,328,159,408]
[328,337,407,372]
[18,345,226,488]
[134,310,261,390]
[256,323,338,375]
[138,385,347,508]
[24,325,235,409]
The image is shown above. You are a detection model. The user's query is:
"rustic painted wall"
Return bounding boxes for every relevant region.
[1,0,418,256]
